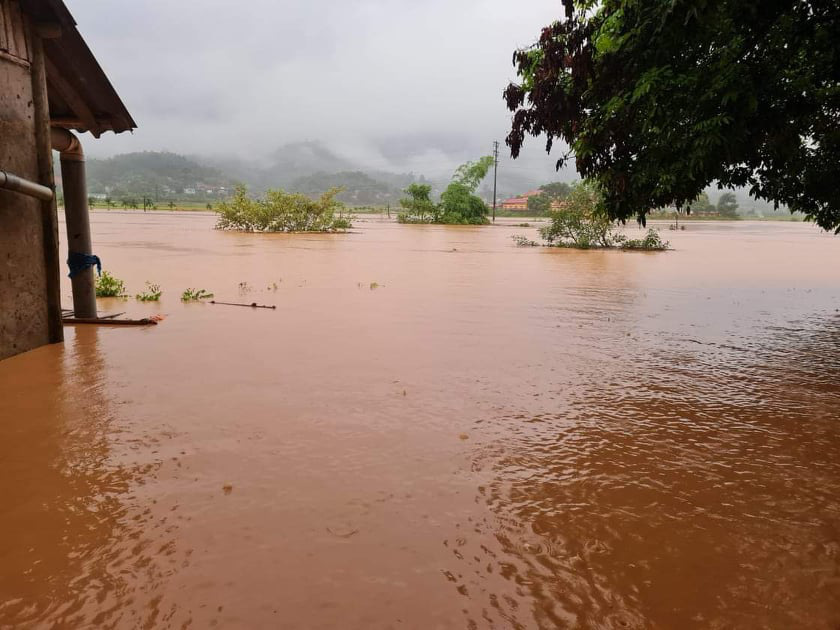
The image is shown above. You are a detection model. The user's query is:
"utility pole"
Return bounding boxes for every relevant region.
[492,140,499,223]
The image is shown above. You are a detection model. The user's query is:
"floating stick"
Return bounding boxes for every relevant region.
[62,317,157,326]
[209,300,277,310]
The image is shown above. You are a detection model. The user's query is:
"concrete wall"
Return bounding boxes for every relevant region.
[0,3,50,360]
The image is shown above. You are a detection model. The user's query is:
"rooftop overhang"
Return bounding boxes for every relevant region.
[20,0,136,137]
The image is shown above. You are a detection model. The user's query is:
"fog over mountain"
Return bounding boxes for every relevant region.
[69,0,574,186]
[80,140,566,207]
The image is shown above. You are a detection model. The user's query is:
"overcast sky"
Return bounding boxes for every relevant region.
[71,0,571,182]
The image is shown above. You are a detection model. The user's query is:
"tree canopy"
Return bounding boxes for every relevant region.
[504,0,840,231]
[539,182,572,201]
[717,192,739,218]
[527,194,552,215]
[398,157,493,224]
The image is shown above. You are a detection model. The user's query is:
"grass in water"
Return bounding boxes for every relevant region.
[136,282,162,302]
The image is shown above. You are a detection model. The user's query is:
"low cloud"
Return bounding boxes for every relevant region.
[72,0,574,182]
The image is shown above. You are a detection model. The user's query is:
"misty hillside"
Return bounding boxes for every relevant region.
[201,141,429,203]
[77,152,238,199]
[77,144,794,215]
[80,142,434,205]
[290,171,415,206]
[78,140,590,207]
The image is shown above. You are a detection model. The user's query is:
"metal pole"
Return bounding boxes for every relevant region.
[492,140,499,223]
[0,170,54,201]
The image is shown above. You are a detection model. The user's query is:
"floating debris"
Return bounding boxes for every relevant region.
[326,527,359,539]
[210,300,276,310]
[62,315,158,326]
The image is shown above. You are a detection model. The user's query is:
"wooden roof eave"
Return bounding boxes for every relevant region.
[20,0,136,137]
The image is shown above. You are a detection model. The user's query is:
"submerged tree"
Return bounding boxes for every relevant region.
[690,192,715,215]
[398,156,493,224]
[539,181,615,248]
[717,192,739,218]
[504,0,840,231]
[535,180,668,250]
[399,183,438,223]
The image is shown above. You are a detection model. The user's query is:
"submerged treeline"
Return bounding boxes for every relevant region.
[215,186,352,232]
[398,157,494,225]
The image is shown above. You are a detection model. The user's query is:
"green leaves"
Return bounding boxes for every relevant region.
[398,158,492,225]
[215,185,352,232]
[398,183,438,223]
[136,282,162,302]
[181,288,214,302]
[505,0,840,231]
[452,156,495,193]
[95,271,126,298]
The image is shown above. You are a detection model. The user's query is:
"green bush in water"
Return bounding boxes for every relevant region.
[215,186,353,233]
[619,229,670,250]
[95,271,126,297]
[136,282,162,301]
[539,181,669,250]
[181,288,214,301]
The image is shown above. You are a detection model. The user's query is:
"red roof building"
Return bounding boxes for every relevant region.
[501,190,565,212]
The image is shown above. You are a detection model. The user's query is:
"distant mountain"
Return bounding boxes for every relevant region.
[78,141,566,207]
[259,141,355,189]
[200,142,428,204]
[79,152,239,200]
[289,171,399,205]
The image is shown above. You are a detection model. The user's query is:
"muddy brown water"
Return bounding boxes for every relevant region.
[1,213,839,629]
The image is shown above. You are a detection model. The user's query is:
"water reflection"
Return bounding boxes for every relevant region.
[460,313,840,628]
[0,328,182,627]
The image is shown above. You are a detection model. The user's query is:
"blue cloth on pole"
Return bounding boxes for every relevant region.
[67,252,102,278]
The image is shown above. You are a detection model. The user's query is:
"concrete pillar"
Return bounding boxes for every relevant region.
[54,130,96,319]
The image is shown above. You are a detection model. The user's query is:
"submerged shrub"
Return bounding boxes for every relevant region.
[95,271,126,297]
[512,234,539,247]
[181,288,214,301]
[215,185,352,233]
[619,229,670,250]
[526,181,670,250]
[398,183,438,224]
[539,181,617,248]
[136,282,162,302]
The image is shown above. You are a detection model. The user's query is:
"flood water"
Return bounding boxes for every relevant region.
[1,213,839,629]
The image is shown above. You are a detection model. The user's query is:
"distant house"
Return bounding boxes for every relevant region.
[0,0,135,360]
[184,187,197,195]
[501,190,565,212]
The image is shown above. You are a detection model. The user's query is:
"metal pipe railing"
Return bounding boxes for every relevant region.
[0,169,54,201]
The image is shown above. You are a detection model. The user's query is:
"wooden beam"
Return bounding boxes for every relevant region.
[30,29,64,344]
[43,55,100,135]
[34,22,62,39]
